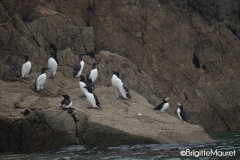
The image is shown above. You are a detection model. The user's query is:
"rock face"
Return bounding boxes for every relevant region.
[0,78,211,153]
[0,0,240,139]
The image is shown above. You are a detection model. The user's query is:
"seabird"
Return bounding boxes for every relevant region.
[61,94,72,109]
[153,97,170,115]
[48,49,58,80]
[21,55,31,79]
[111,71,130,99]
[84,86,101,109]
[73,53,86,77]
[35,67,50,92]
[120,72,131,99]
[176,102,187,122]
[86,61,101,83]
[79,75,88,97]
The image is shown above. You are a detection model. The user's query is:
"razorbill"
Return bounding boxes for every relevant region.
[86,61,101,83]
[73,53,86,77]
[35,67,50,92]
[79,75,88,97]
[48,49,58,80]
[153,97,170,115]
[84,86,101,109]
[111,71,129,99]
[120,72,131,99]
[61,94,72,109]
[21,55,31,79]
[176,102,187,122]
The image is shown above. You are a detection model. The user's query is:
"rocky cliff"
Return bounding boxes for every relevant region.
[0,0,239,146]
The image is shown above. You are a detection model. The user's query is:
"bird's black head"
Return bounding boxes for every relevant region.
[92,61,101,69]
[79,53,86,57]
[163,97,170,102]
[24,55,29,62]
[49,49,55,57]
[84,86,93,93]
[80,75,85,82]
[177,102,183,109]
[112,71,120,78]
[62,94,70,100]
[41,67,50,74]
[87,78,93,83]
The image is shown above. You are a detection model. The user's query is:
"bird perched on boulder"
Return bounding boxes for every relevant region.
[48,49,58,80]
[153,97,170,116]
[86,61,101,83]
[84,86,101,109]
[35,67,50,92]
[61,94,73,109]
[111,71,130,100]
[176,102,187,122]
[79,75,88,97]
[21,55,31,79]
[73,53,86,77]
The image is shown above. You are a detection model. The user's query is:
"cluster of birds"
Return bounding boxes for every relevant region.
[20,44,186,122]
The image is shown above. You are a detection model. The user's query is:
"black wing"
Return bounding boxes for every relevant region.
[86,80,95,91]
[180,110,187,122]
[73,60,81,77]
[93,94,101,108]
[153,102,164,110]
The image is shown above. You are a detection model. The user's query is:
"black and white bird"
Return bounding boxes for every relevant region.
[120,72,131,99]
[86,61,101,83]
[35,67,50,92]
[73,53,86,77]
[48,49,58,80]
[79,75,88,97]
[111,71,130,99]
[61,94,72,109]
[84,86,101,109]
[21,55,31,79]
[176,102,187,122]
[153,97,170,115]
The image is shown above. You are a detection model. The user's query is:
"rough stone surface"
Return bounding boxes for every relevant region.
[0,78,211,153]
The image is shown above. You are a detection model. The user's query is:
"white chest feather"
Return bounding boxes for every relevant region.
[48,57,57,76]
[89,69,98,82]
[177,108,182,120]
[79,81,88,95]
[36,73,46,91]
[161,103,169,112]
[21,61,31,77]
[111,75,122,89]
[85,92,97,108]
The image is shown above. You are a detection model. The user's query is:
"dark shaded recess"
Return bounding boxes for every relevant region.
[138,68,142,74]
[184,92,188,101]
[84,45,95,58]
[202,65,206,70]
[21,109,30,116]
[192,54,200,68]
[229,27,238,38]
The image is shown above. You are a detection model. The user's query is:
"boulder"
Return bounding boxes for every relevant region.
[0,79,211,153]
